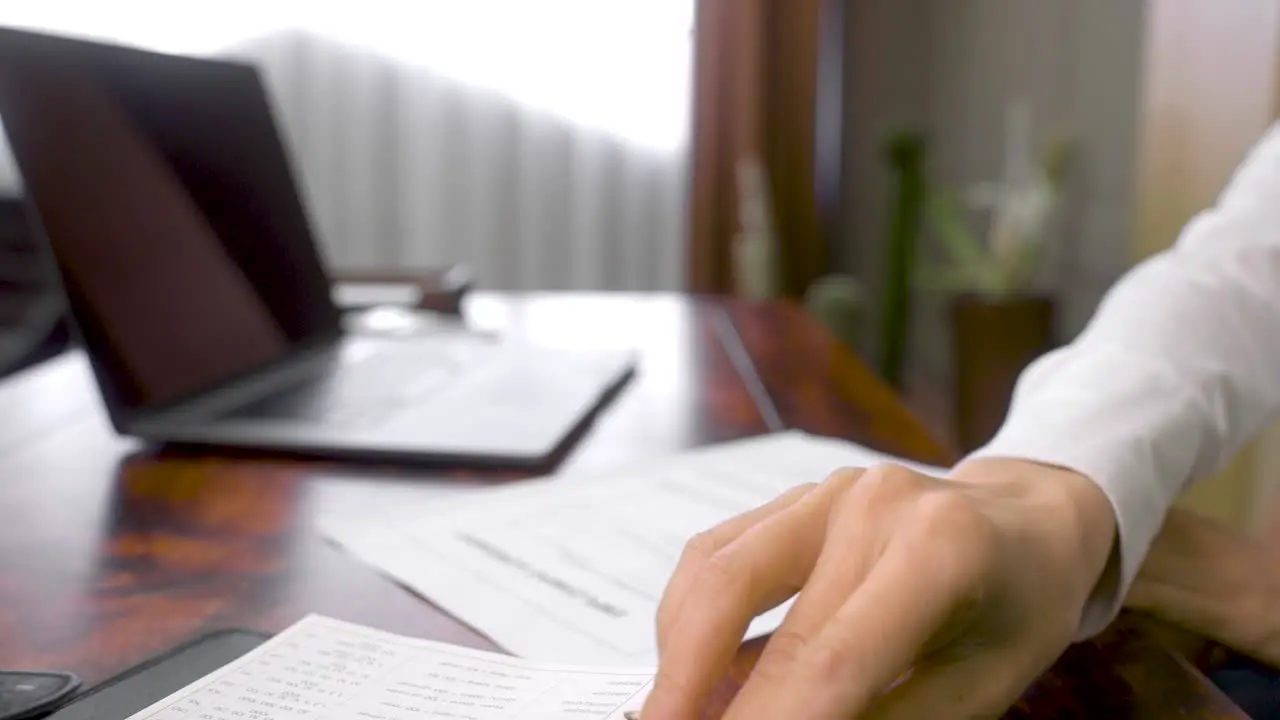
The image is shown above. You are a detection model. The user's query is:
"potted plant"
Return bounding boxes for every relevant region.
[878,131,928,390]
[922,102,1071,451]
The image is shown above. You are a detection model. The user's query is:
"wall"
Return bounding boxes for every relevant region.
[1129,0,1280,528]
[841,0,1147,388]
[839,0,930,357]
[842,0,1280,529]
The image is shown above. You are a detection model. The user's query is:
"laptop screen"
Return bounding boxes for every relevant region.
[0,29,340,415]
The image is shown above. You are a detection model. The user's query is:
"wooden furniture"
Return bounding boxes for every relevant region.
[689,0,833,297]
[0,293,1248,718]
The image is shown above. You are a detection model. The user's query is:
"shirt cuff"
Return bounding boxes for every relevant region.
[964,347,1204,640]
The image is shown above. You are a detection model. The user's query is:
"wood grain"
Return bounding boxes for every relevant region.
[687,0,828,297]
[0,293,1246,718]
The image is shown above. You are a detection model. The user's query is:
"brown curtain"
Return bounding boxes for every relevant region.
[688,0,829,298]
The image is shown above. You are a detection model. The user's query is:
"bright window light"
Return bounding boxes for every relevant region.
[3,0,694,152]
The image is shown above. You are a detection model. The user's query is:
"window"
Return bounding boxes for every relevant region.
[6,0,694,150]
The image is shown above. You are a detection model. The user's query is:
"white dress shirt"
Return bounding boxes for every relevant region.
[968,122,1280,639]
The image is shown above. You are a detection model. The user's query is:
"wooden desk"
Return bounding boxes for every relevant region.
[0,293,1247,718]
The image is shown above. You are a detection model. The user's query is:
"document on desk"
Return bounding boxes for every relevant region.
[124,615,652,720]
[321,432,950,666]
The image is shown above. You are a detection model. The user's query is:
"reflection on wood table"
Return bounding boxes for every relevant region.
[0,293,1248,719]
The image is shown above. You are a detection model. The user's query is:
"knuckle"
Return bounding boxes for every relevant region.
[755,629,810,681]
[821,467,864,491]
[915,489,978,526]
[779,482,823,507]
[699,547,753,593]
[917,491,991,540]
[825,463,930,526]
[802,637,855,686]
[911,493,1000,583]
[861,463,925,498]
[875,461,923,482]
[788,481,822,496]
[679,530,723,565]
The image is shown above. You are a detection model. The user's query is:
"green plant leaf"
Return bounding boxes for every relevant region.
[1042,133,1073,190]
[915,266,980,293]
[924,192,1004,294]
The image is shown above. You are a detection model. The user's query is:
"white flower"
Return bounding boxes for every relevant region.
[985,101,1057,273]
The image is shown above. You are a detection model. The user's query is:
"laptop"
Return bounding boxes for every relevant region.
[0,27,636,466]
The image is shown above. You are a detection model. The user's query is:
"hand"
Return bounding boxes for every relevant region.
[1126,507,1280,666]
[640,458,1117,720]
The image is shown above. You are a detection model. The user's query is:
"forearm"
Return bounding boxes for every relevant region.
[969,123,1280,637]
[1126,509,1280,669]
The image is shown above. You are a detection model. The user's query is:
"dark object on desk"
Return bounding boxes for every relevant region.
[1210,653,1280,720]
[0,26,634,467]
[335,266,474,316]
[48,630,266,720]
[0,671,78,720]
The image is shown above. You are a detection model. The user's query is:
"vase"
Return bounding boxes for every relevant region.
[951,293,1056,452]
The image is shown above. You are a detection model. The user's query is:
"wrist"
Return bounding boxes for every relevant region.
[954,457,1119,598]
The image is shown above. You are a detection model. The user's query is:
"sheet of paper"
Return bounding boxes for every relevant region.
[125,615,653,720]
[322,431,949,666]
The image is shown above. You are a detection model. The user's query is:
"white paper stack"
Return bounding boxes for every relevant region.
[321,431,949,666]
[125,615,653,720]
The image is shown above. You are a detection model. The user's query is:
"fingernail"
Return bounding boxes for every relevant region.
[624,713,640,720]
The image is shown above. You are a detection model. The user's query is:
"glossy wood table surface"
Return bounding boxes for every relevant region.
[0,293,1246,718]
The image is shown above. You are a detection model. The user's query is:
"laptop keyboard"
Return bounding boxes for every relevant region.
[227,338,496,427]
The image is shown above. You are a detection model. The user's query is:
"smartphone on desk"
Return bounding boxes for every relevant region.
[46,629,268,720]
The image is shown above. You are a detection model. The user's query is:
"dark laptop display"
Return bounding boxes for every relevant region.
[0,26,635,466]
[0,28,338,415]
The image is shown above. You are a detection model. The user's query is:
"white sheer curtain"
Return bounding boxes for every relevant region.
[2,1,693,291]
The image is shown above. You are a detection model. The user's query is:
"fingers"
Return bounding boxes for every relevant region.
[655,482,817,654]
[727,492,995,719]
[743,467,916,682]
[645,495,829,718]
[644,475,857,719]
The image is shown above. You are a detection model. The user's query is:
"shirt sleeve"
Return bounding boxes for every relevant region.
[966,122,1280,639]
